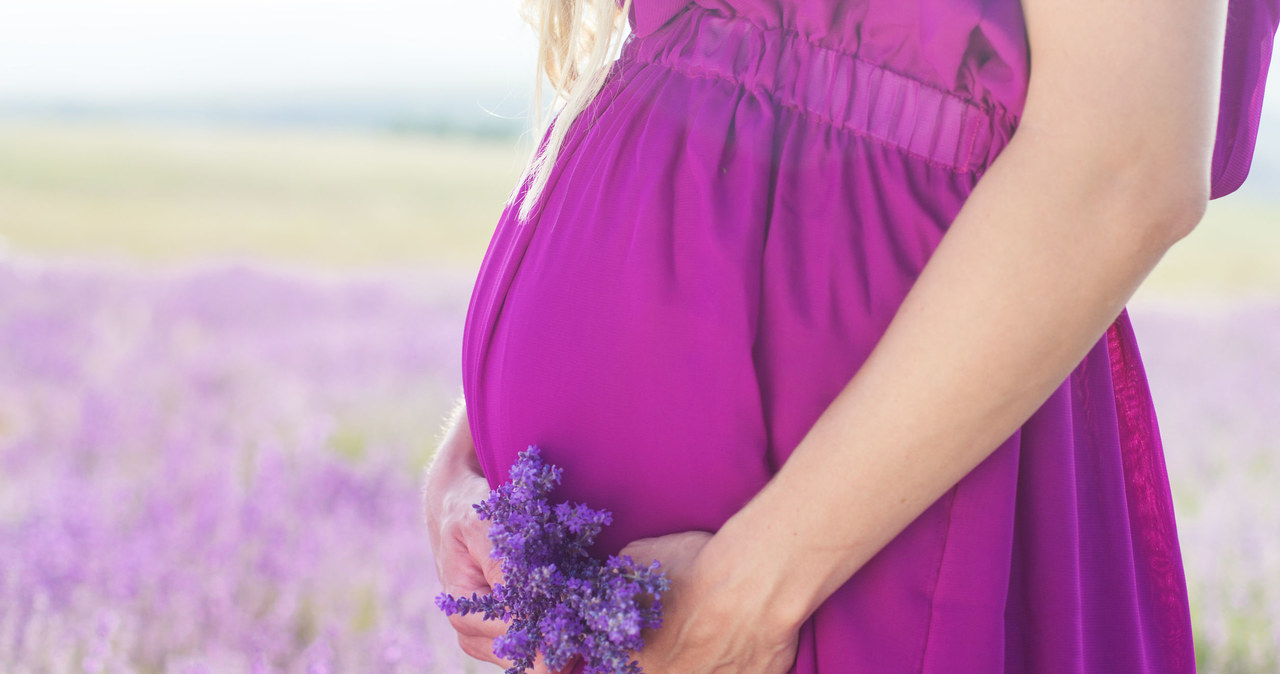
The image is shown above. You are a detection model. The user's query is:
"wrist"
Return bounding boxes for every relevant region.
[424,401,486,515]
[692,513,817,634]
[428,401,481,476]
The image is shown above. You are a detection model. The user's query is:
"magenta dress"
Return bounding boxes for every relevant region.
[461,1,1279,671]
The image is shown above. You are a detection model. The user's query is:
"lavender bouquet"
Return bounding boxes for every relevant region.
[436,446,671,674]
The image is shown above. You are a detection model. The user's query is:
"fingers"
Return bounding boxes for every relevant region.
[447,608,507,640]
[617,540,655,566]
[452,613,582,673]
[451,611,513,668]
[456,633,510,667]
[430,486,502,590]
[457,510,505,587]
[456,635,580,673]
[618,530,714,569]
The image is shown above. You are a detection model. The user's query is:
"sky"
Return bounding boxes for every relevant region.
[0,0,538,99]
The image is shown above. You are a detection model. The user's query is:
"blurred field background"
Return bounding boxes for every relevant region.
[1,0,1278,672]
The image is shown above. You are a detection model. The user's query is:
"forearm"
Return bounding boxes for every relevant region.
[695,128,1204,628]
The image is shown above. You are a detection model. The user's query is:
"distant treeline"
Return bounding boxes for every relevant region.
[1,93,1276,198]
[0,88,535,140]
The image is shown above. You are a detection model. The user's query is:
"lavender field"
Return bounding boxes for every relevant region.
[0,259,477,673]
[0,256,1277,673]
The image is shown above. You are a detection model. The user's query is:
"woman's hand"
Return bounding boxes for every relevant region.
[620,531,801,674]
[422,401,510,666]
[423,403,578,674]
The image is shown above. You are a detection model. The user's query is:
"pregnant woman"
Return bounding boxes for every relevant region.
[425,0,1278,671]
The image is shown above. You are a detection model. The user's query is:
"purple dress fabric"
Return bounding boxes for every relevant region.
[461,1,1279,671]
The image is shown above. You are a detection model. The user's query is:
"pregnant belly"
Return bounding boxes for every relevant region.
[464,208,773,556]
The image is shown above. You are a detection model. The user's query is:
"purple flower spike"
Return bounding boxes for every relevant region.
[436,446,671,674]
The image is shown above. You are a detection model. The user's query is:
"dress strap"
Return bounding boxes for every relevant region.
[1210,0,1277,198]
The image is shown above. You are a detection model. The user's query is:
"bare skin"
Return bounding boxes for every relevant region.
[421,401,504,667]
[424,0,1229,669]
[423,401,577,673]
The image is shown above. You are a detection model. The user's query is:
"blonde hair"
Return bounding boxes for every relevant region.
[514,0,634,222]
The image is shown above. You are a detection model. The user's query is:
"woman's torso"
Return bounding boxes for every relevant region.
[461,0,1275,670]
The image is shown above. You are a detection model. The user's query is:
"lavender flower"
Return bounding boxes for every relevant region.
[436,447,670,674]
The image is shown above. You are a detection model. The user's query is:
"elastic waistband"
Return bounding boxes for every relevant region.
[619,5,1014,173]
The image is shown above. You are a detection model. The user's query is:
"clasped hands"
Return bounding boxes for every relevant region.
[423,442,799,674]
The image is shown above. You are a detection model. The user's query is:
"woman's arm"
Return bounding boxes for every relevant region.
[629,0,1229,668]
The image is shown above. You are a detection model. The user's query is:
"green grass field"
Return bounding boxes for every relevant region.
[0,119,532,270]
[2,118,1278,302]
